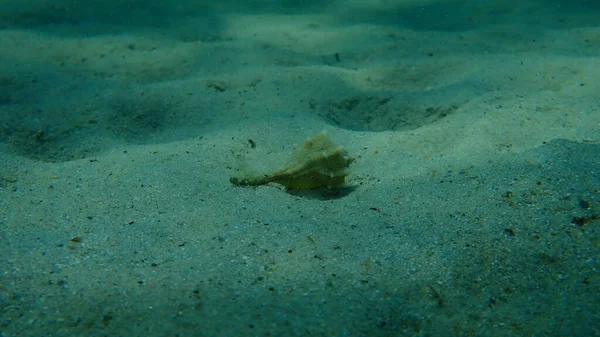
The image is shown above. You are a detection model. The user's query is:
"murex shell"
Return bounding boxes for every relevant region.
[230,131,354,190]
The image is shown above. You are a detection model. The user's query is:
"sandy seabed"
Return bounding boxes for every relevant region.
[1,1,599,336]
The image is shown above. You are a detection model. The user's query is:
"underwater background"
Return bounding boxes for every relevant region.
[1,0,599,336]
